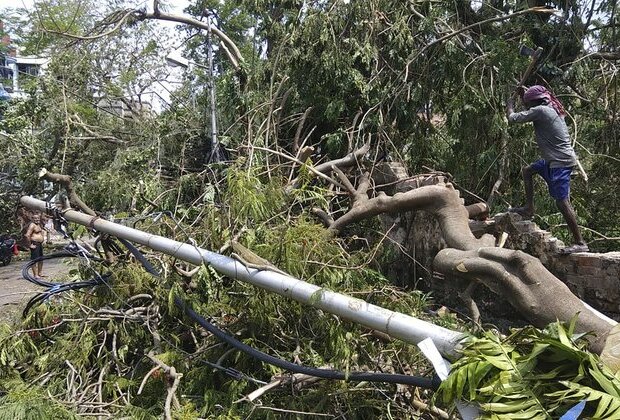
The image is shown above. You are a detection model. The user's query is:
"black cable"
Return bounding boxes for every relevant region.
[176,296,440,388]
[21,248,111,317]
[118,238,441,389]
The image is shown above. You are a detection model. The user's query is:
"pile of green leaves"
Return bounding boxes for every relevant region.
[439,318,620,419]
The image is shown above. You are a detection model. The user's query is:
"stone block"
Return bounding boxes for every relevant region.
[577,266,602,276]
[563,281,583,297]
[515,221,539,233]
[553,261,573,275]
[606,266,620,278]
[583,288,618,312]
[601,252,620,262]
[372,162,407,187]
[573,254,602,268]
[597,275,620,291]
[545,239,565,254]
[593,288,620,306]
[565,274,585,293]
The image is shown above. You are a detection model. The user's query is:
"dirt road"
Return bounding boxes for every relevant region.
[0,254,74,322]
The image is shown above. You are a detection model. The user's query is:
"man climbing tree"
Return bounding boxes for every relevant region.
[506,85,588,254]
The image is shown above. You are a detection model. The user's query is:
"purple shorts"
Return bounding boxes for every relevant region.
[530,159,572,201]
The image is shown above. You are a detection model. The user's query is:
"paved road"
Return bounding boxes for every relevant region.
[0,254,73,322]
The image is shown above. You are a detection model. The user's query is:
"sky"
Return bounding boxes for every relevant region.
[0,0,196,110]
[0,0,190,13]
[0,0,34,10]
[0,0,193,48]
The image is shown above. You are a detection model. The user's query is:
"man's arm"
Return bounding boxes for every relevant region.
[506,98,515,120]
[25,223,35,248]
[506,104,543,124]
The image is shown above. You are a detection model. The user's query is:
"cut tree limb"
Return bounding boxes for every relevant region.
[314,143,370,175]
[465,202,489,220]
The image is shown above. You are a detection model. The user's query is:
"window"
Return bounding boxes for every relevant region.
[18,64,39,77]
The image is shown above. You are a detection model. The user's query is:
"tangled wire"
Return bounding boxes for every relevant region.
[21,241,111,317]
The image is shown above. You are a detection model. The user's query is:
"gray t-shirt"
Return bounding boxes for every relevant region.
[508,105,577,168]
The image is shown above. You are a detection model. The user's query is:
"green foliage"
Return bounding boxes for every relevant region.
[0,324,38,373]
[439,318,620,419]
[0,381,78,419]
[0,167,443,417]
[226,167,285,225]
[1,0,619,416]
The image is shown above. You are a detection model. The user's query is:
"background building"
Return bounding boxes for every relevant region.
[0,19,46,100]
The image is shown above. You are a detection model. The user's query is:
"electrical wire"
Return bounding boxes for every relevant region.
[21,246,111,317]
[118,237,441,389]
[22,206,440,389]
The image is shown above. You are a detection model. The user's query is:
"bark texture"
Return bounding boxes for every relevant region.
[433,247,614,353]
[329,178,495,250]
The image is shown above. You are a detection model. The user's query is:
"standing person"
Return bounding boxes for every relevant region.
[43,213,54,244]
[506,85,588,254]
[25,213,46,278]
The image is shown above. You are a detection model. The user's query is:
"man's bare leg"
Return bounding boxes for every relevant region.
[37,261,44,277]
[509,165,535,218]
[556,198,587,250]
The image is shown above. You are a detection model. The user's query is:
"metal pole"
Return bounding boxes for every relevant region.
[21,196,465,357]
[206,16,218,162]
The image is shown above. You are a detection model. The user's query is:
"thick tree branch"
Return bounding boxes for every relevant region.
[136,10,243,69]
[39,168,97,216]
[314,142,370,175]
[465,202,489,219]
[287,143,371,191]
[433,247,615,353]
[329,182,494,250]
[252,146,346,189]
[589,51,620,60]
[459,280,481,326]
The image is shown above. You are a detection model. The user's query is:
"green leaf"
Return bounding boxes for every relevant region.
[552,381,620,419]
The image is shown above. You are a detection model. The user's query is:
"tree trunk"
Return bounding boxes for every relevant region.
[433,247,614,353]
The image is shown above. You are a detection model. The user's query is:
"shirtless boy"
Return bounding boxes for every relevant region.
[25,213,45,278]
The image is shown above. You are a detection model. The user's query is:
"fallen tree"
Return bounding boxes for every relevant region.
[13,150,618,419]
[8,165,464,418]
[292,145,616,354]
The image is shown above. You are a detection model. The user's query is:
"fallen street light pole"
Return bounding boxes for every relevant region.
[20,196,465,358]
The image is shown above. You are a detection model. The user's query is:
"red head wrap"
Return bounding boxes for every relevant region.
[523,85,566,117]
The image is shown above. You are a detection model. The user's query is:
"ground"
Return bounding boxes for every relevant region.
[0,246,74,322]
